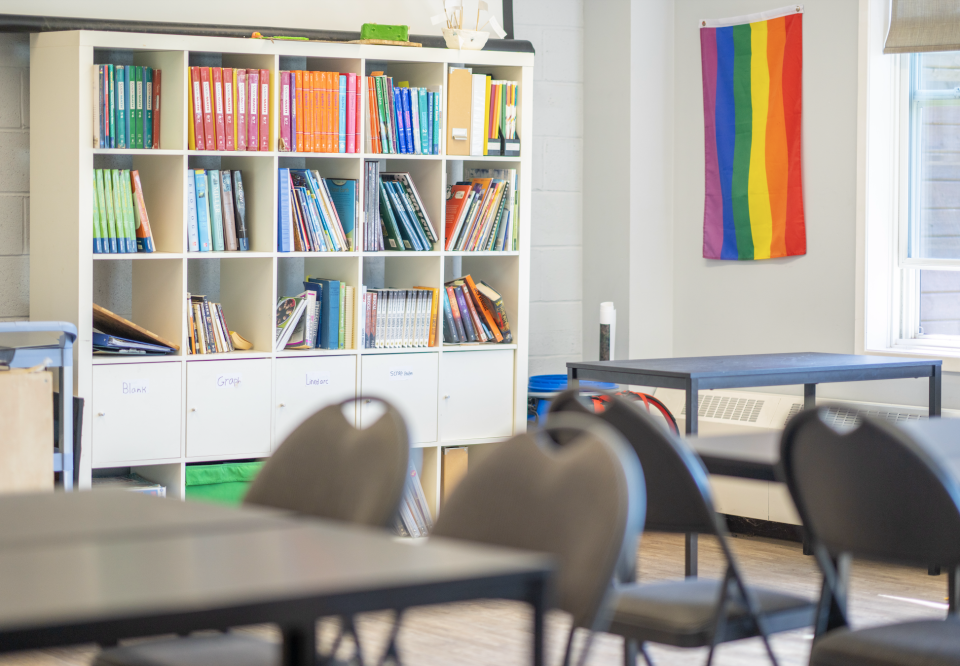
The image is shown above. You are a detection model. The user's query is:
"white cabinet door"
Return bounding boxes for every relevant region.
[92,362,182,465]
[440,350,515,441]
[186,359,272,458]
[275,355,357,445]
[360,353,438,444]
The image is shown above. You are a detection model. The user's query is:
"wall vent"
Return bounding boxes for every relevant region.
[681,394,765,423]
[820,406,927,429]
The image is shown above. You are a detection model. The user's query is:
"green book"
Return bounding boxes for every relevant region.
[134,66,144,149]
[121,169,137,252]
[101,170,118,253]
[109,170,127,253]
[144,67,153,150]
[338,281,345,349]
[92,172,102,253]
[374,76,392,154]
[115,65,126,149]
[207,170,225,251]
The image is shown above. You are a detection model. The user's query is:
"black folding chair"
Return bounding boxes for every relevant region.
[780,407,960,666]
[549,390,814,666]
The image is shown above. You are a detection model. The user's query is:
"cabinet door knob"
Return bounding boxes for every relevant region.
[443,395,451,399]
[278,403,285,408]
[189,407,197,412]
[97,411,106,417]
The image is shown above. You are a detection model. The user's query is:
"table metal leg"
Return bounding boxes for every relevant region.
[567,367,579,391]
[930,564,941,576]
[804,383,816,411]
[684,380,698,578]
[930,365,942,417]
[282,622,316,666]
[529,577,547,666]
[950,566,959,614]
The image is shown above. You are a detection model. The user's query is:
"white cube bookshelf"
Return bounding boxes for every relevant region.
[29,30,533,517]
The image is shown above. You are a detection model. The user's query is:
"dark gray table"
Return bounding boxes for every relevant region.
[568,352,943,576]
[0,493,552,666]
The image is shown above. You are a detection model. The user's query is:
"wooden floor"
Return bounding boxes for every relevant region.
[3,532,951,666]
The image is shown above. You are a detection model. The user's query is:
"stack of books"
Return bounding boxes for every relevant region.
[376,173,438,251]
[394,466,433,538]
[278,70,362,153]
[187,294,234,354]
[442,275,512,345]
[444,168,518,251]
[446,69,519,157]
[277,169,356,252]
[187,169,249,252]
[362,161,383,251]
[188,67,270,151]
[365,74,442,155]
[93,65,161,149]
[361,287,438,349]
[275,278,355,351]
[92,169,155,253]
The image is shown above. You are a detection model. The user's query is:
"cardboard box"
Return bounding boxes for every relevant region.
[0,367,53,493]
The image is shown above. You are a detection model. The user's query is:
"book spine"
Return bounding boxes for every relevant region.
[92,66,101,148]
[404,88,416,154]
[186,170,199,252]
[208,170,225,251]
[220,171,238,251]
[441,288,459,342]
[374,77,390,153]
[446,286,468,341]
[277,168,292,252]
[338,281,346,349]
[144,68,153,150]
[232,68,238,150]
[280,71,291,152]
[92,172,102,253]
[464,275,502,342]
[237,69,247,151]
[303,71,314,152]
[102,66,110,148]
[419,88,429,155]
[116,65,126,149]
[290,72,297,154]
[135,66,144,149]
[217,304,235,352]
[247,70,259,151]
[223,68,235,151]
[458,284,486,341]
[200,67,216,152]
[453,287,478,341]
[339,74,347,153]
[260,69,270,151]
[200,298,217,353]
[190,67,204,150]
[107,64,116,148]
[428,287,438,346]
[398,175,438,244]
[131,170,155,252]
[212,67,226,151]
[295,70,304,152]
[108,169,126,253]
[194,170,211,251]
[232,171,249,251]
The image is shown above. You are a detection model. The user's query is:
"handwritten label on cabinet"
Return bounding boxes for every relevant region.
[217,374,243,389]
[305,372,331,387]
[122,380,149,395]
[388,367,414,381]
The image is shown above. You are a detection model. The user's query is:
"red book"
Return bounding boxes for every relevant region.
[366,77,380,153]
[346,73,356,153]
[247,69,259,151]
[259,68,270,151]
[236,69,247,151]
[212,67,226,151]
[199,67,216,152]
[354,72,361,153]
[152,70,161,149]
[295,71,304,152]
[280,71,291,152]
[190,67,205,151]
[223,68,234,151]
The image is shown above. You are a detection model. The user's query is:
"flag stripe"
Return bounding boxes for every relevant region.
[731,23,754,260]
[701,28,723,259]
[783,13,806,256]
[766,16,789,258]
[749,20,772,259]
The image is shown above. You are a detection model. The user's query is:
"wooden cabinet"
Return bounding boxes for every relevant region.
[186,359,272,458]
[275,355,357,445]
[360,353,438,444]
[440,350,514,441]
[92,362,182,465]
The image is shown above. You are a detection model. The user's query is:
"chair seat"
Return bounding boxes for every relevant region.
[94,635,278,666]
[812,619,960,666]
[608,578,814,647]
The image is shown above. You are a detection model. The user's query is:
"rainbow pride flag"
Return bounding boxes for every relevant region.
[700,6,805,260]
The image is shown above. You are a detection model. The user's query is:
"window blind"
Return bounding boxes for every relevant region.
[884,0,960,54]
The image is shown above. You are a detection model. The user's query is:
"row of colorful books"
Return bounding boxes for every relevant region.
[93,65,161,149]
[278,71,362,153]
[92,169,155,253]
[188,67,269,151]
[277,169,356,252]
[442,276,512,344]
[187,294,234,354]
[395,466,433,538]
[187,169,249,252]
[445,168,519,251]
[362,288,439,349]
[275,278,355,351]
[447,69,520,157]
[365,75,442,155]
[376,173,438,251]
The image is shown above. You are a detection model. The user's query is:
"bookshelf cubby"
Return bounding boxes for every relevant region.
[31,30,532,518]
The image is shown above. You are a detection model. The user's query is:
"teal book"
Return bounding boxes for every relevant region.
[433,92,441,155]
[323,178,356,252]
[307,278,340,349]
[194,170,212,252]
[144,68,153,150]
[124,66,132,149]
[338,74,347,153]
[134,66,144,149]
[207,170,225,251]
[418,88,429,154]
[115,65,126,149]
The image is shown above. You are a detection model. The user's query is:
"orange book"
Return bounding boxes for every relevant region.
[295,70,304,152]
[326,71,335,153]
[367,76,381,153]
[320,72,329,153]
[463,275,503,342]
[304,71,314,152]
[414,287,440,347]
[312,70,321,152]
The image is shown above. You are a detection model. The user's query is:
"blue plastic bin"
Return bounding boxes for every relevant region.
[527,374,617,423]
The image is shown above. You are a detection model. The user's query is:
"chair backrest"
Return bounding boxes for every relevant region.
[781,407,960,567]
[244,397,409,528]
[549,390,720,535]
[432,413,644,631]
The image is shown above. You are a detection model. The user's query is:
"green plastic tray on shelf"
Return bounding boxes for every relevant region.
[185,461,264,505]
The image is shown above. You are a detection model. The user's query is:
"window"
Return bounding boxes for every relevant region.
[896,52,960,348]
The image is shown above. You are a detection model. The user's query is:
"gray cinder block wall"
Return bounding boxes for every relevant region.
[0,6,587,378]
